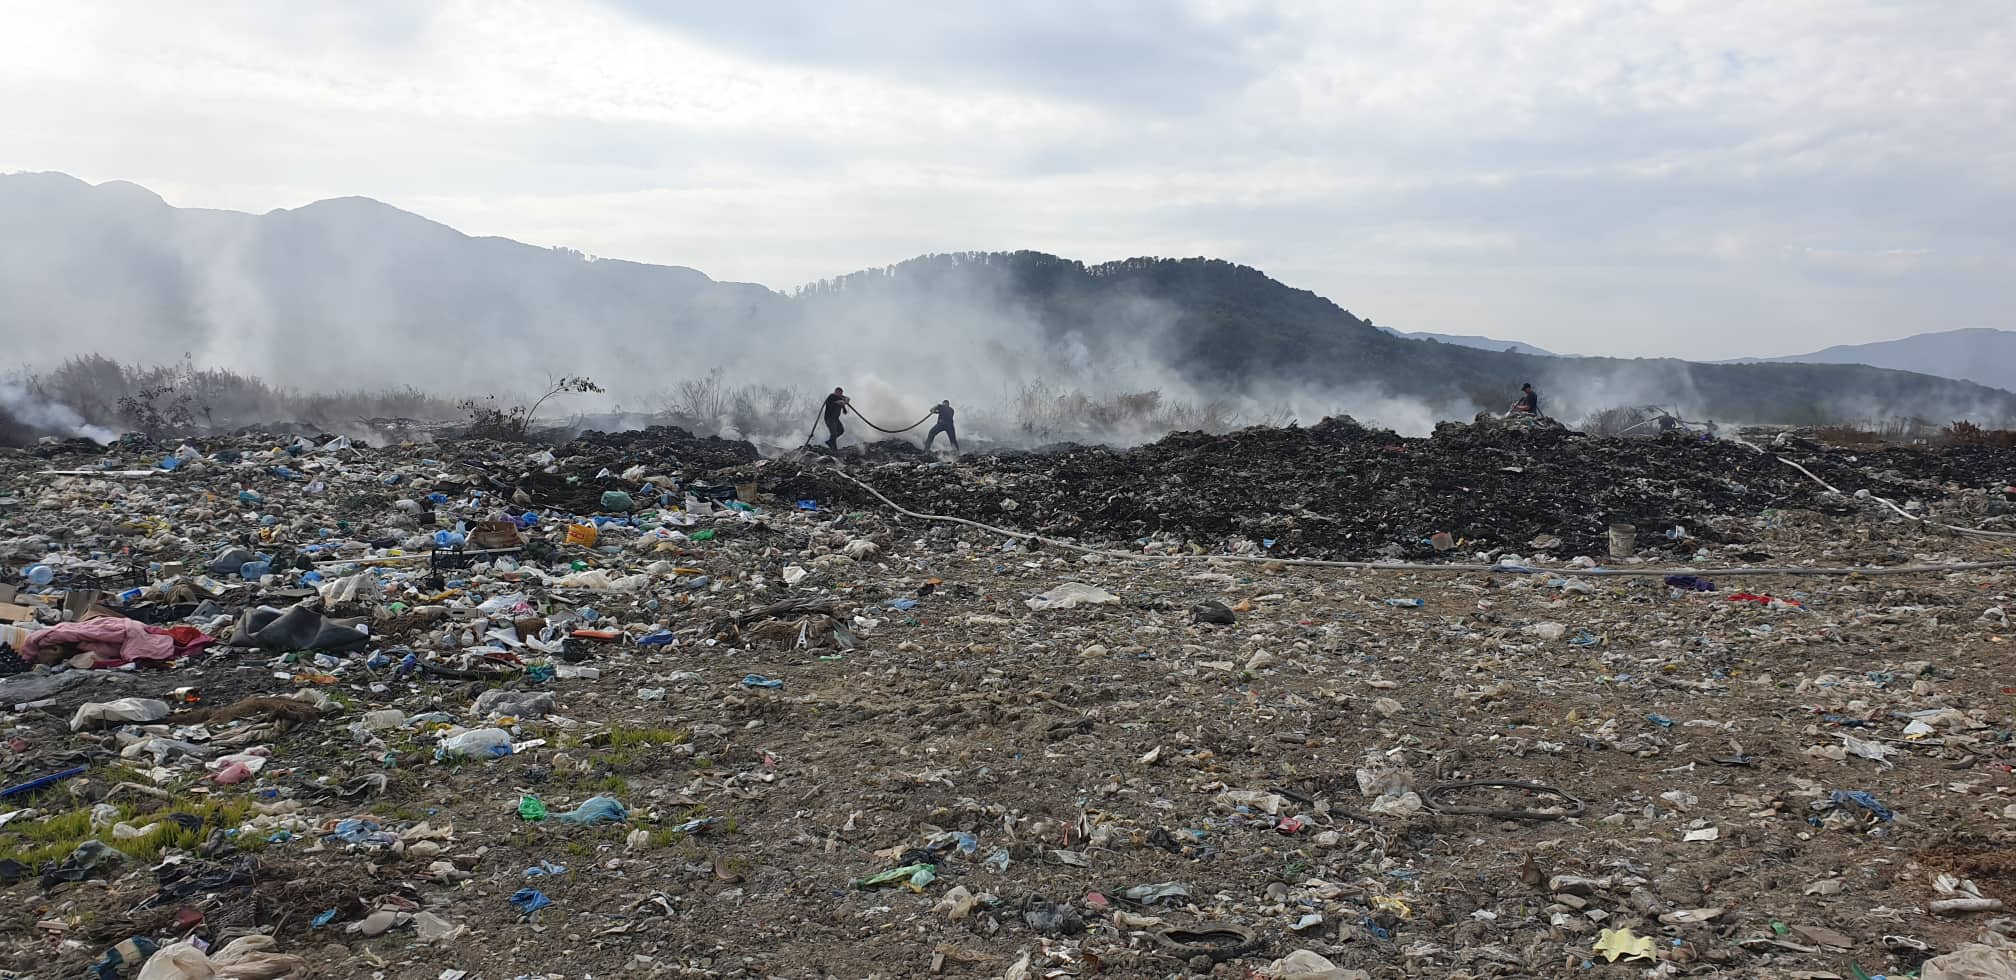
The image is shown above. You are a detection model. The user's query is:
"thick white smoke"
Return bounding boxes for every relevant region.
[0,381,117,443]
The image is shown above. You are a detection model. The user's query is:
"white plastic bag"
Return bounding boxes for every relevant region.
[70,697,170,732]
[137,936,306,979]
[1026,583,1120,611]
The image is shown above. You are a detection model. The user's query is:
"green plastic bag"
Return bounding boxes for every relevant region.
[517,795,548,822]
[853,863,936,892]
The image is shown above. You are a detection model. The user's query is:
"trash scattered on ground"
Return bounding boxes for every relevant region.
[1,419,2015,975]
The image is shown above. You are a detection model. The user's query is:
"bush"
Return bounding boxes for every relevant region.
[458,376,604,442]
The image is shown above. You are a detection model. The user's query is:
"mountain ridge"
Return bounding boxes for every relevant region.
[1728,328,2016,393]
[2,172,2011,428]
[1375,325,1558,357]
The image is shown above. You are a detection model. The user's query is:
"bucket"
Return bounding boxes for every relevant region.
[1607,523,1637,558]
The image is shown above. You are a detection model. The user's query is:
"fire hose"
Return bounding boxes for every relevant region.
[800,405,936,447]
[817,463,2016,578]
[1769,454,2016,539]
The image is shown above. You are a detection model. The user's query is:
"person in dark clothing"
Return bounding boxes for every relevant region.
[925,400,958,452]
[822,388,851,449]
[1510,383,1539,415]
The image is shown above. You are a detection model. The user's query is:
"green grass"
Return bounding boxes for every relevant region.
[602,726,689,750]
[0,794,263,870]
[579,725,689,774]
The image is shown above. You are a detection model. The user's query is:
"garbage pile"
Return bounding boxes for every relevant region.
[754,416,1889,560]
[2,422,2016,977]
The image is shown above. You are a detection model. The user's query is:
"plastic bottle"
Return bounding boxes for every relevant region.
[23,564,54,587]
[240,560,272,580]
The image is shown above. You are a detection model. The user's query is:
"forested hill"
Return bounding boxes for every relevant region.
[792,250,2016,423]
[4,173,2013,426]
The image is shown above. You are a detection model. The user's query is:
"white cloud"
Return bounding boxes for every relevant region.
[1,0,2011,359]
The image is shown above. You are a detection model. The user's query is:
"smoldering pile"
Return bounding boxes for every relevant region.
[736,415,2015,561]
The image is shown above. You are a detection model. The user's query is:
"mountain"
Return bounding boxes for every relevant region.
[1740,328,2016,392]
[0,171,787,398]
[3,171,2014,429]
[792,251,2016,425]
[1376,325,1557,357]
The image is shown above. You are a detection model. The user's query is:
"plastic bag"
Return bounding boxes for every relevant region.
[438,728,513,760]
[137,936,305,979]
[70,698,170,732]
[552,795,629,825]
[1923,945,2016,980]
[1026,583,1120,611]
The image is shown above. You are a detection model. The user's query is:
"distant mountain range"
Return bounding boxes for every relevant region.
[1376,323,2016,399]
[1728,328,2016,393]
[1375,326,1557,357]
[2,171,2012,428]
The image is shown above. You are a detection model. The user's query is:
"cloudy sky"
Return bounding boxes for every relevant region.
[3,0,2010,358]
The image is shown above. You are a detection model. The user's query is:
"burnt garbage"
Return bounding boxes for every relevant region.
[751,413,1859,559]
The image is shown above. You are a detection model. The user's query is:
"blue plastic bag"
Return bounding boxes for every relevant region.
[552,795,629,826]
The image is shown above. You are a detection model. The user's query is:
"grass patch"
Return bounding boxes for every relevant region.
[580,726,688,775]
[603,726,689,750]
[0,794,263,870]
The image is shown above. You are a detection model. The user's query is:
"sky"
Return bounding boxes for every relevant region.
[1,0,2010,359]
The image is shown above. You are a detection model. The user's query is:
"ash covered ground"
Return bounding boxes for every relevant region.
[5,417,2016,979]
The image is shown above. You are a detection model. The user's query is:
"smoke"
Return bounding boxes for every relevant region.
[5,176,2013,448]
[0,381,117,444]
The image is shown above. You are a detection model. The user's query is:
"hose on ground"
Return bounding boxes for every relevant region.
[1770,453,2016,539]
[817,463,2016,578]
[1422,780,1584,821]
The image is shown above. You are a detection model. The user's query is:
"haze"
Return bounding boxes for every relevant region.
[2,1,2011,359]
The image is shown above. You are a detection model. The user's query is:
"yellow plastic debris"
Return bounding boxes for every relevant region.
[1370,895,1412,919]
[1596,926,1657,963]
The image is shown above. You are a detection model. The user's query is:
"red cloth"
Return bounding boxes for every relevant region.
[19,618,216,669]
[1728,592,1801,607]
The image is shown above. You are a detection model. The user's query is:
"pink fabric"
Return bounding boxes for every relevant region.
[20,618,213,669]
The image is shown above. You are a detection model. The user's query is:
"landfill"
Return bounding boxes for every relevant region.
[3,417,2016,978]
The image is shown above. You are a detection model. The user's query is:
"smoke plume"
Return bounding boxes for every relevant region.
[0,381,117,444]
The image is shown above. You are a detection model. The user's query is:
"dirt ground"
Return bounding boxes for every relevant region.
[5,424,2016,979]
